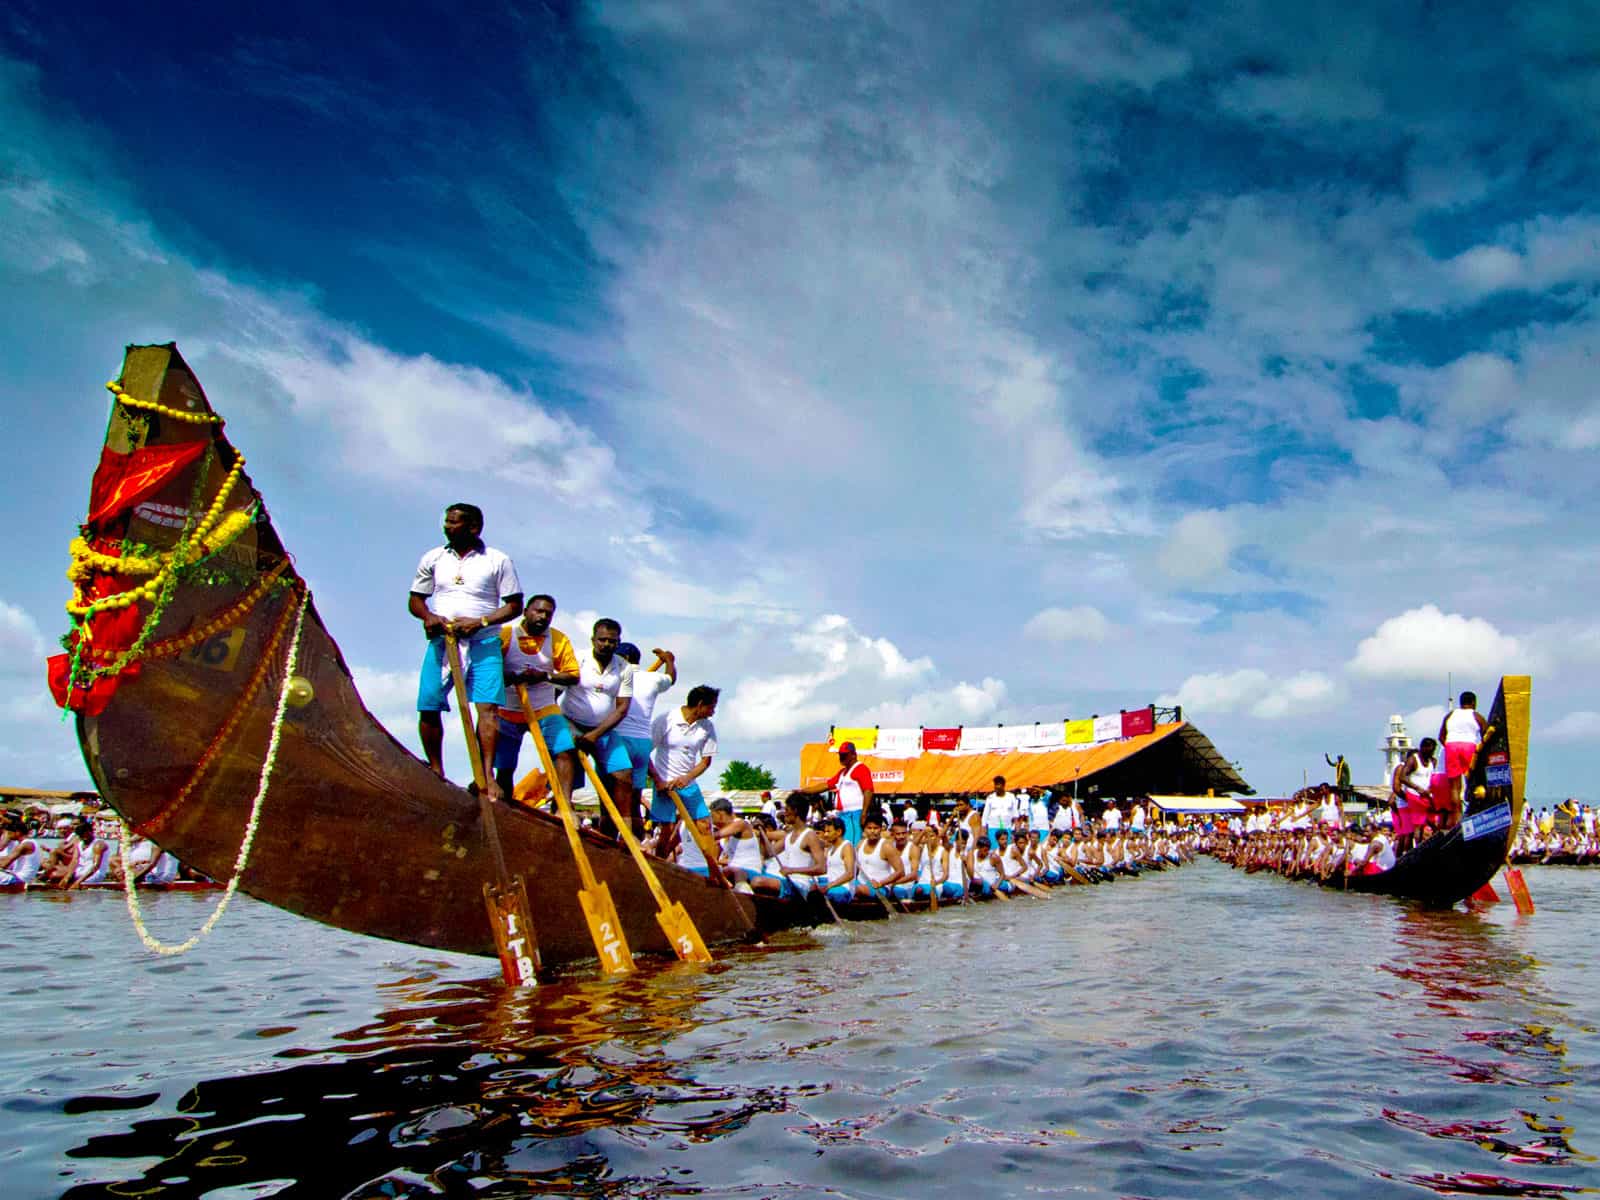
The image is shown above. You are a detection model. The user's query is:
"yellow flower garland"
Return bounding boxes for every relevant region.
[105,379,223,424]
[118,591,308,956]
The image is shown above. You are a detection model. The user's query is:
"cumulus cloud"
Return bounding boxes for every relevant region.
[1156,510,1234,582]
[0,599,47,671]
[1157,668,1339,720]
[1543,711,1600,744]
[718,613,1004,743]
[1022,605,1112,643]
[1348,605,1527,680]
[1403,705,1447,744]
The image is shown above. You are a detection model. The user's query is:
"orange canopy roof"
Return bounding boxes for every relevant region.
[797,722,1251,797]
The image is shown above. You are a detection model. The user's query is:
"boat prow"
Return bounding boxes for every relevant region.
[58,344,760,968]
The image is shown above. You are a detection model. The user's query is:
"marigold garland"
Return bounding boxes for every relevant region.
[105,379,223,425]
[119,591,309,956]
[134,588,304,838]
[139,558,291,661]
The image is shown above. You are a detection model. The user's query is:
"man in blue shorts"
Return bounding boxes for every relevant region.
[409,503,523,798]
[648,684,720,860]
[491,594,581,806]
[613,642,677,838]
[562,618,636,837]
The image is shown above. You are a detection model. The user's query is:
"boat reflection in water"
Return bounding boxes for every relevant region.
[63,950,816,1199]
[1376,908,1587,1197]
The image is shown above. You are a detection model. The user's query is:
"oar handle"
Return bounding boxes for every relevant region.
[665,786,734,889]
[519,687,600,891]
[444,631,510,889]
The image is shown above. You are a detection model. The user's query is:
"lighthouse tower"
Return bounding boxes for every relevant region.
[1381,714,1413,779]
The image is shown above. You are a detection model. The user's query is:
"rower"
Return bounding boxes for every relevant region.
[491,593,581,806]
[64,819,111,888]
[410,502,523,798]
[710,798,781,895]
[1027,788,1050,835]
[614,643,677,838]
[775,793,828,898]
[1439,691,1488,824]
[1390,736,1438,853]
[647,684,720,860]
[951,796,983,846]
[817,817,861,904]
[857,812,910,901]
[969,835,1002,898]
[562,618,636,837]
[0,814,43,886]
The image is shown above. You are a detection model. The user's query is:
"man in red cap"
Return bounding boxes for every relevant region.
[800,740,875,844]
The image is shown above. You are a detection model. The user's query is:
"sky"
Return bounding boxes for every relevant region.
[2,1,1597,800]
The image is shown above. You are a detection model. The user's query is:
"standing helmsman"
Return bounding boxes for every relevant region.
[799,740,875,844]
[409,503,523,799]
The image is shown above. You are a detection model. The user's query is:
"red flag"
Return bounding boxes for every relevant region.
[921,727,960,751]
[86,439,208,526]
[1121,707,1155,737]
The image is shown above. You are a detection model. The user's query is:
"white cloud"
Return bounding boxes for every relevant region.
[350,665,420,746]
[0,599,47,671]
[1348,605,1528,680]
[1158,667,1339,721]
[240,334,635,517]
[1031,13,1193,91]
[1157,668,1266,714]
[1403,705,1447,744]
[1156,510,1234,582]
[1250,671,1339,719]
[1544,711,1600,744]
[1022,605,1112,643]
[717,613,1002,743]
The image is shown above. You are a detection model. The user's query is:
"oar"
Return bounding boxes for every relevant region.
[657,782,739,891]
[575,751,718,961]
[925,843,939,912]
[518,687,633,976]
[443,631,538,988]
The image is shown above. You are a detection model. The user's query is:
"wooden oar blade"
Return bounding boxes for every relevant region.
[656,900,714,963]
[576,881,636,976]
[1504,865,1535,915]
[483,878,539,987]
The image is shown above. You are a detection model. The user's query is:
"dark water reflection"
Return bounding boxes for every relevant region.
[4,862,1598,1198]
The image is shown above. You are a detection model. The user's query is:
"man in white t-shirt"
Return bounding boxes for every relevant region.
[1101,802,1123,833]
[409,503,524,799]
[649,684,720,859]
[614,643,676,837]
[981,776,1016,841]
[562,618,636,836]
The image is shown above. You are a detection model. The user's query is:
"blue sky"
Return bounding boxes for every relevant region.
[3,1,1597,798]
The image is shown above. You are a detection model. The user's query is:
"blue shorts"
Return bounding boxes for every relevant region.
[650,780,709,824]
[491,713,576,773]
[573,725,631,777]
[417,634,503,711]
[839,810,863,844]
[825,884,857,904]
[620,735,653,789]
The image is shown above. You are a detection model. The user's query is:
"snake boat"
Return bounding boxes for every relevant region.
[51,343,778,969]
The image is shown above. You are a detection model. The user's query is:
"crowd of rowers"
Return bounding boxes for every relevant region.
[406,504,1197,895]
[654,790,1201,902]
[0,806,183,889]
[1509,804,1600,864]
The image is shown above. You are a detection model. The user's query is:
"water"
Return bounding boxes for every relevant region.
[3,861,1597,1199]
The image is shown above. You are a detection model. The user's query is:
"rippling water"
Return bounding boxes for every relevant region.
[3,861,1597,1199]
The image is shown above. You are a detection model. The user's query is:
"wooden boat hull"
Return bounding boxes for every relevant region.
[1234,676,1528,909]
[67,345,761,969]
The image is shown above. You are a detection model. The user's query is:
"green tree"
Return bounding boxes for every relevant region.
[719,760,776,791]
